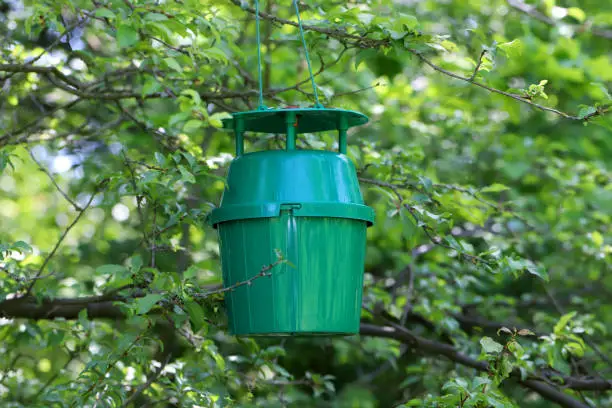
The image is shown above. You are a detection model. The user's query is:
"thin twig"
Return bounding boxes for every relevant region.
[122,152,148,250]
[28,149,82,211]
[332,82,383,99]
[359,177,492,264]
[22,180,107,296]
[408,50,589,120]
[469,50,487,82]
[30,347,81,401]
[0,99,83,146]
[193,259,284,298]
[543,284,612,370]
[507,0,612,40]
[0,12,92,84]
[151,204,157,269]
[74,332,144,407]
[122,353,171,407]
[228,0,609,121]
[399,265,415,326]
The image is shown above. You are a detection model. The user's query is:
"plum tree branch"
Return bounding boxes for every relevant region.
[407,50,608,121]
[21,179,107,296]
[1,294,610,400]
[28,149,82,211]
[0,294,125,320]
[1,4,608,123]
[0,99,83,147]
[359,324,602,408]
[228,0,610,122]
[507,0,612,40]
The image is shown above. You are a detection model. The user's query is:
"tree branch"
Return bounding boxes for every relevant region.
[507,0,612,40]
[227,1,610,122]
[22,180,106,296]
[228,0,378,47]
[407,50,604,121]
[1,295,610,398]
[28,149,82,211]
[0,99,83,146]
[122,353,171,407]
[359,324,605,408]
[469,50,487,81]
[0,295,125,319]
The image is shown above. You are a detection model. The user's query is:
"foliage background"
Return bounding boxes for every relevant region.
[1,0,611,407]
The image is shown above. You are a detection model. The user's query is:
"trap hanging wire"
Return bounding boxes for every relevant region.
[222,0,369,142]
[254,0,322,110]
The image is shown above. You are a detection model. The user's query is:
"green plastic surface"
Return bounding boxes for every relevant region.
[209,150,374,226]
[222,108,368,134]
[218,213,367,335]
[210,150,374,336]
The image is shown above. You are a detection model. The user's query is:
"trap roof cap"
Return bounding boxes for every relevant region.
[222,107,369,134]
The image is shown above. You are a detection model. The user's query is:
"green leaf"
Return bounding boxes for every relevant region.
[486,394,510,408]
[444,235,463,251]
[131,255,143,273]
[578,106,597,119]
[0,151,14,175]
[180,89,201,105]
[151,273,172,291]
[209,112,231,128]
[169,112,191,128]
[184,301,206,332]
[78,308,89,329]
[47,329,65,347]
[402,400,424,407]
[181,152,196,168]
[142,78,162,96]
[95,8,116,19]
[96,264,127,275]
[481,183,510,193]
[135,294,164,315]
[589,82,612,101]
[355,49,377,70]
[591,231,604,246]
[144,12,169,22]
[480,336,503,354]
[183,119,203,133]
[397,13,419,30]
[554,311,577,335]
[117,25,139,48]
[526,264,549,282]
[473,376,491,389]
[184,265,199,279]
[178,165,196,183]
[549,343,571,375]
[567,7,586,22]
[506,257,548,281]
[564,341,584,357]
[154,152,166,166]
[164,57,182,72]
[11,241,32,254]
[526,80,549,100]
[418,176,432,193]
[213,353,226,371]
[401,212,419,242]
[498,39,524,58]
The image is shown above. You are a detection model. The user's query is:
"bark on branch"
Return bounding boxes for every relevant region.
[1,295,610,401]
[359,324,603,408]
[0,295,124,320]
[228,0,610,122]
